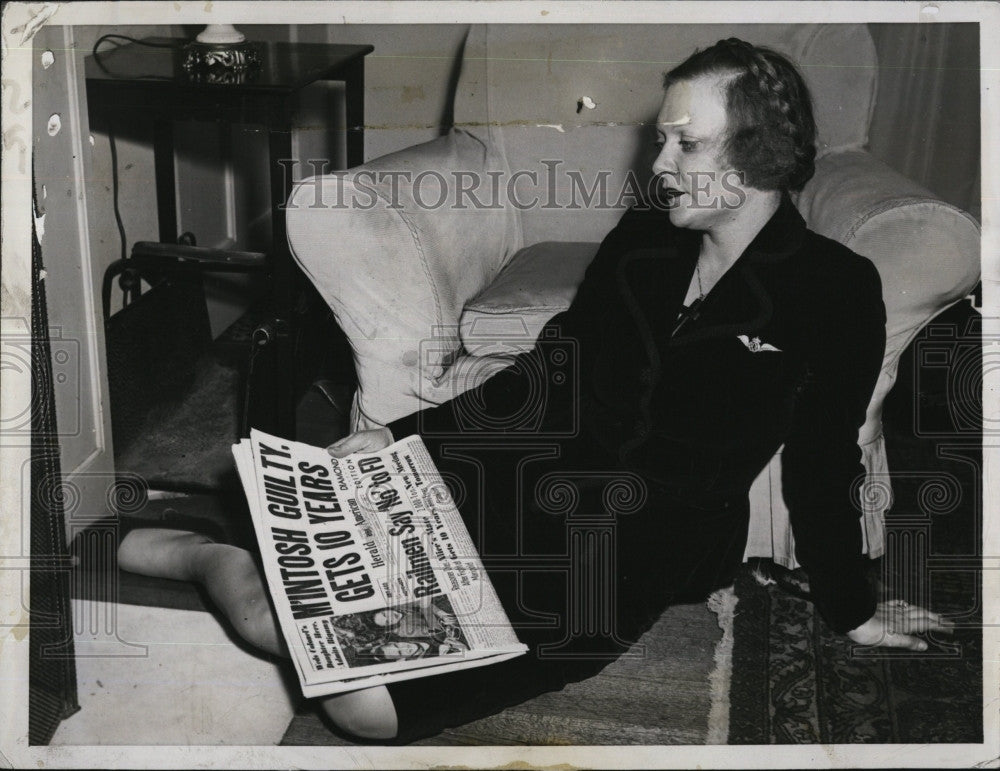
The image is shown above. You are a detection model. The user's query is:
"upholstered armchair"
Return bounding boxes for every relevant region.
[286,23,980,568]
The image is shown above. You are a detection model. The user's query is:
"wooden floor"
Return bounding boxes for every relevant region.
[280,600,725,746]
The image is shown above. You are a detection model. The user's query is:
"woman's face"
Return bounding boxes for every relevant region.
[652,75,748,232]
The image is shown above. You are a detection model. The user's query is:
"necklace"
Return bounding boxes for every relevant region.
[674,258,706,337]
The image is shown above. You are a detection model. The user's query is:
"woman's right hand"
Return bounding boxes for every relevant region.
[326,427,394,457]
[846,599,954,651]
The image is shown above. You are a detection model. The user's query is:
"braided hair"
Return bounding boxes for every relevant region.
[664,38,817,192]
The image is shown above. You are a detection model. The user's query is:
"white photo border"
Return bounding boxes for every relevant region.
[1,1,997,768]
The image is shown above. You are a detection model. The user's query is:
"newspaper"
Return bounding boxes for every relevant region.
[232,429,527,698]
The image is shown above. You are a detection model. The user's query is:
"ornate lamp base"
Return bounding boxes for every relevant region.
[182,40,261,84]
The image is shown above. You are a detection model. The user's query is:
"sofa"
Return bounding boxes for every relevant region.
[286,23,980,569]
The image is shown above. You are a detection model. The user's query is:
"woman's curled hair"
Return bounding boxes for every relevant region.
[664,38,817,192]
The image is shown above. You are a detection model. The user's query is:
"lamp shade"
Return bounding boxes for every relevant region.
[195,24,245,44]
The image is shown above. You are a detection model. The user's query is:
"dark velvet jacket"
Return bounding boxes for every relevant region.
[390,195,887,634]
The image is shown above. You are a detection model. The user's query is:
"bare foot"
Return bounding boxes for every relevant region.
[118,529,286,657]
[118,527,398,738]
[194,542,288,658]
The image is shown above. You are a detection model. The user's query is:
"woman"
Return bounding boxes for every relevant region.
[119,38,952,742]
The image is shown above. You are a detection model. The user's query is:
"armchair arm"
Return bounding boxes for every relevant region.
[798,148,980,446]
[286,128,522,430]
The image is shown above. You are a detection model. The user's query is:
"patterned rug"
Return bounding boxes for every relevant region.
[727,562,981,743]
[728,301,983,744]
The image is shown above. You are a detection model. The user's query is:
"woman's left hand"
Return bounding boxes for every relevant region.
[326,427,393,457]
[846,599,955,651]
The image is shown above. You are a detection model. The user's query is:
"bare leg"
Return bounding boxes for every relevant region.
[118,528,399,739]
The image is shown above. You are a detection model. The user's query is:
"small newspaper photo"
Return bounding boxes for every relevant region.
[232,429,527,698]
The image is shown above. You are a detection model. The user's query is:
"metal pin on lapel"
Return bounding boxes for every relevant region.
[671,296,703,337]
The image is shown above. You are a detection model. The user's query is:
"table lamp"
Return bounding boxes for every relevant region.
[183,24,261,83]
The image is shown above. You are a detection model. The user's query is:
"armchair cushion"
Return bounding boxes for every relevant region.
[461,241,599,350]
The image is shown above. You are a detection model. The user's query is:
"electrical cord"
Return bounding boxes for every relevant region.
[93,34,186,307]
[90,33,182,80]
[91,33,184,58]
[107,125,131,305]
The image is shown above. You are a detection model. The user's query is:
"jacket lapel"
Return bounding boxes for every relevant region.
[666,260,774,348]
[617,245,696,370]
[665,194,806,348]
[614,229,775,360]
[612,194,806,365]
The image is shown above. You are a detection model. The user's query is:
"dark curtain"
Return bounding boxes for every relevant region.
[868,23,981,222]
[29,171,80,745]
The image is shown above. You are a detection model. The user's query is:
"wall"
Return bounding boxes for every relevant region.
[292,24,470,163]
[172,23,984,248]
[65,23,981,311]
[59,26,187,318]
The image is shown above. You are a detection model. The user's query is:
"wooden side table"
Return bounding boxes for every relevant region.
[86,37,373,437]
